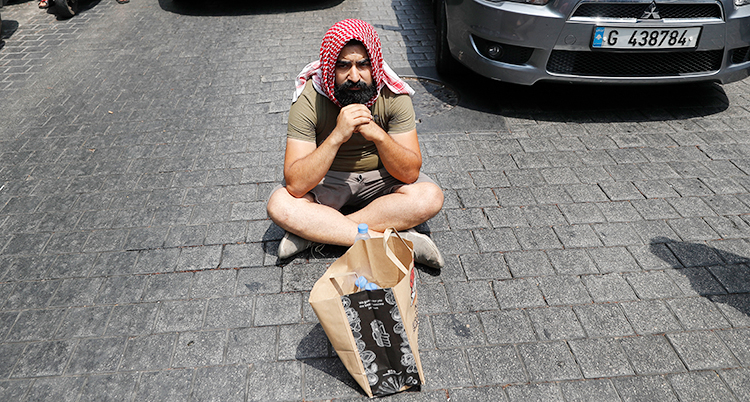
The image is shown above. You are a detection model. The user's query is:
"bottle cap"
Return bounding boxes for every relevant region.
[357,223,368,234]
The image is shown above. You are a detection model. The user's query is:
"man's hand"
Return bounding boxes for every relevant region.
[335,104,422,184]
[356,119,386,143]
[332,104,375,144]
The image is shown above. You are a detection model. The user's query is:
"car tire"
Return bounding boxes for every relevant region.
[435,0,462,77]
[54,0,77,18]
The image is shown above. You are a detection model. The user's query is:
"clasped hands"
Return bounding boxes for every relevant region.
[333,104,384,144]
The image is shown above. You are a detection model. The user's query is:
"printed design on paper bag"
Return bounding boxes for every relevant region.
[378,375,408,395]
[342,296,367,355]
[342,294,380,386]
[385,288,420,382]
[388,290,418,376]
[342,288,420,396]
[371,320,391,347]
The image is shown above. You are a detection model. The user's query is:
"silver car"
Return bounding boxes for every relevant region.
[435,0,750,85]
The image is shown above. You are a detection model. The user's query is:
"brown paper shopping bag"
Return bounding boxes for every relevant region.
[309,228,425,397]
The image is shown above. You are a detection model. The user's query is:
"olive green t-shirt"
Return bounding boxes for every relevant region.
[287,80,416,172]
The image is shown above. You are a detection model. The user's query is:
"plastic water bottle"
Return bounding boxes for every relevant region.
[354,224,373,292]
[355,275,380,291]
[354,223,370,242]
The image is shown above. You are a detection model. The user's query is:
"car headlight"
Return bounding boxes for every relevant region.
[737,0,750,5]
[487,0,550,4]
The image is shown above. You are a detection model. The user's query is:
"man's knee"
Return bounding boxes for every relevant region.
[420,182,444,215]
[267,187,315,223]
[267,187,298,225]
[266,187,285,223]
[402,182,444,218]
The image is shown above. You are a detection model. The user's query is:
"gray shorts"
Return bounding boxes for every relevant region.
[275,168,436,211]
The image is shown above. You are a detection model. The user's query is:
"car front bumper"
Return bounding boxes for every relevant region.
[445,0,750,85]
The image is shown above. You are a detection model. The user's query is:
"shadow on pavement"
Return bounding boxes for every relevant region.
[158,0,344,16]
[650,236,750,322]
[302,358,367,397]
[33,0,103,21]
[0,19,18,42]
[401,63,730,132]
[445,72,730,123]
[5,0,34,6]
[296,323,330,360]
[296,326,367,398]
[72,0,102,16]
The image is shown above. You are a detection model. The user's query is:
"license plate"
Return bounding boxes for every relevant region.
[592,27,701,49]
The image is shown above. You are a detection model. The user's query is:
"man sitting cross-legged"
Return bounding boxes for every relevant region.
[266,19,445,269]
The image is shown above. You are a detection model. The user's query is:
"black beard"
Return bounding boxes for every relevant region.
[334,80,378,106]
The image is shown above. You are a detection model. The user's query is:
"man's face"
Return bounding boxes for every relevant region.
[335,43,373,87]
[334,43,377,106]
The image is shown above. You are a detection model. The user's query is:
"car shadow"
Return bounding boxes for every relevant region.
[157,0,344,16]
[404,63,730,132]
[650,236,750,323]
[4,0,34,6]
[451,70,728,121]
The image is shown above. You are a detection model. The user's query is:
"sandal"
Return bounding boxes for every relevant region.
[39,0,49,8]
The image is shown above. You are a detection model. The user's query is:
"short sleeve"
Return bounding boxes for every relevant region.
[385,93,416,135]
[287,85,318,143]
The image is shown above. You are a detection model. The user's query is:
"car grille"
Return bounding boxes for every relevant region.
[572,3,722,19]
[547,50,723,77]
[732,47,750,64]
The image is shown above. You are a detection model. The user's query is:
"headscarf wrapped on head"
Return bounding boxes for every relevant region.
[293,19,414,108]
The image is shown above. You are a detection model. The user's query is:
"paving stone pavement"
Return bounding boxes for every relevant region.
[1,0,750,401]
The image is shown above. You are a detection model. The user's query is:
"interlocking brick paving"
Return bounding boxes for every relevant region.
[1,0,750,400]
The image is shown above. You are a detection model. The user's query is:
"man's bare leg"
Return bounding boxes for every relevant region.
[267,188,363,247]
[267,182,443,245]
[346,182,443,232]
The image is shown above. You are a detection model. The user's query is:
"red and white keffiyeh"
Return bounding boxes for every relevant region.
[293,19,414,108]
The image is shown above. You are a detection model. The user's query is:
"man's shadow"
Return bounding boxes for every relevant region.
[650,236,750,321]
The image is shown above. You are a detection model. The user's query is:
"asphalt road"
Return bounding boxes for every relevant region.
[1,0,750,401]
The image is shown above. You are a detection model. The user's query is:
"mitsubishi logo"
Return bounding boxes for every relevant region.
[641,1,661,19]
